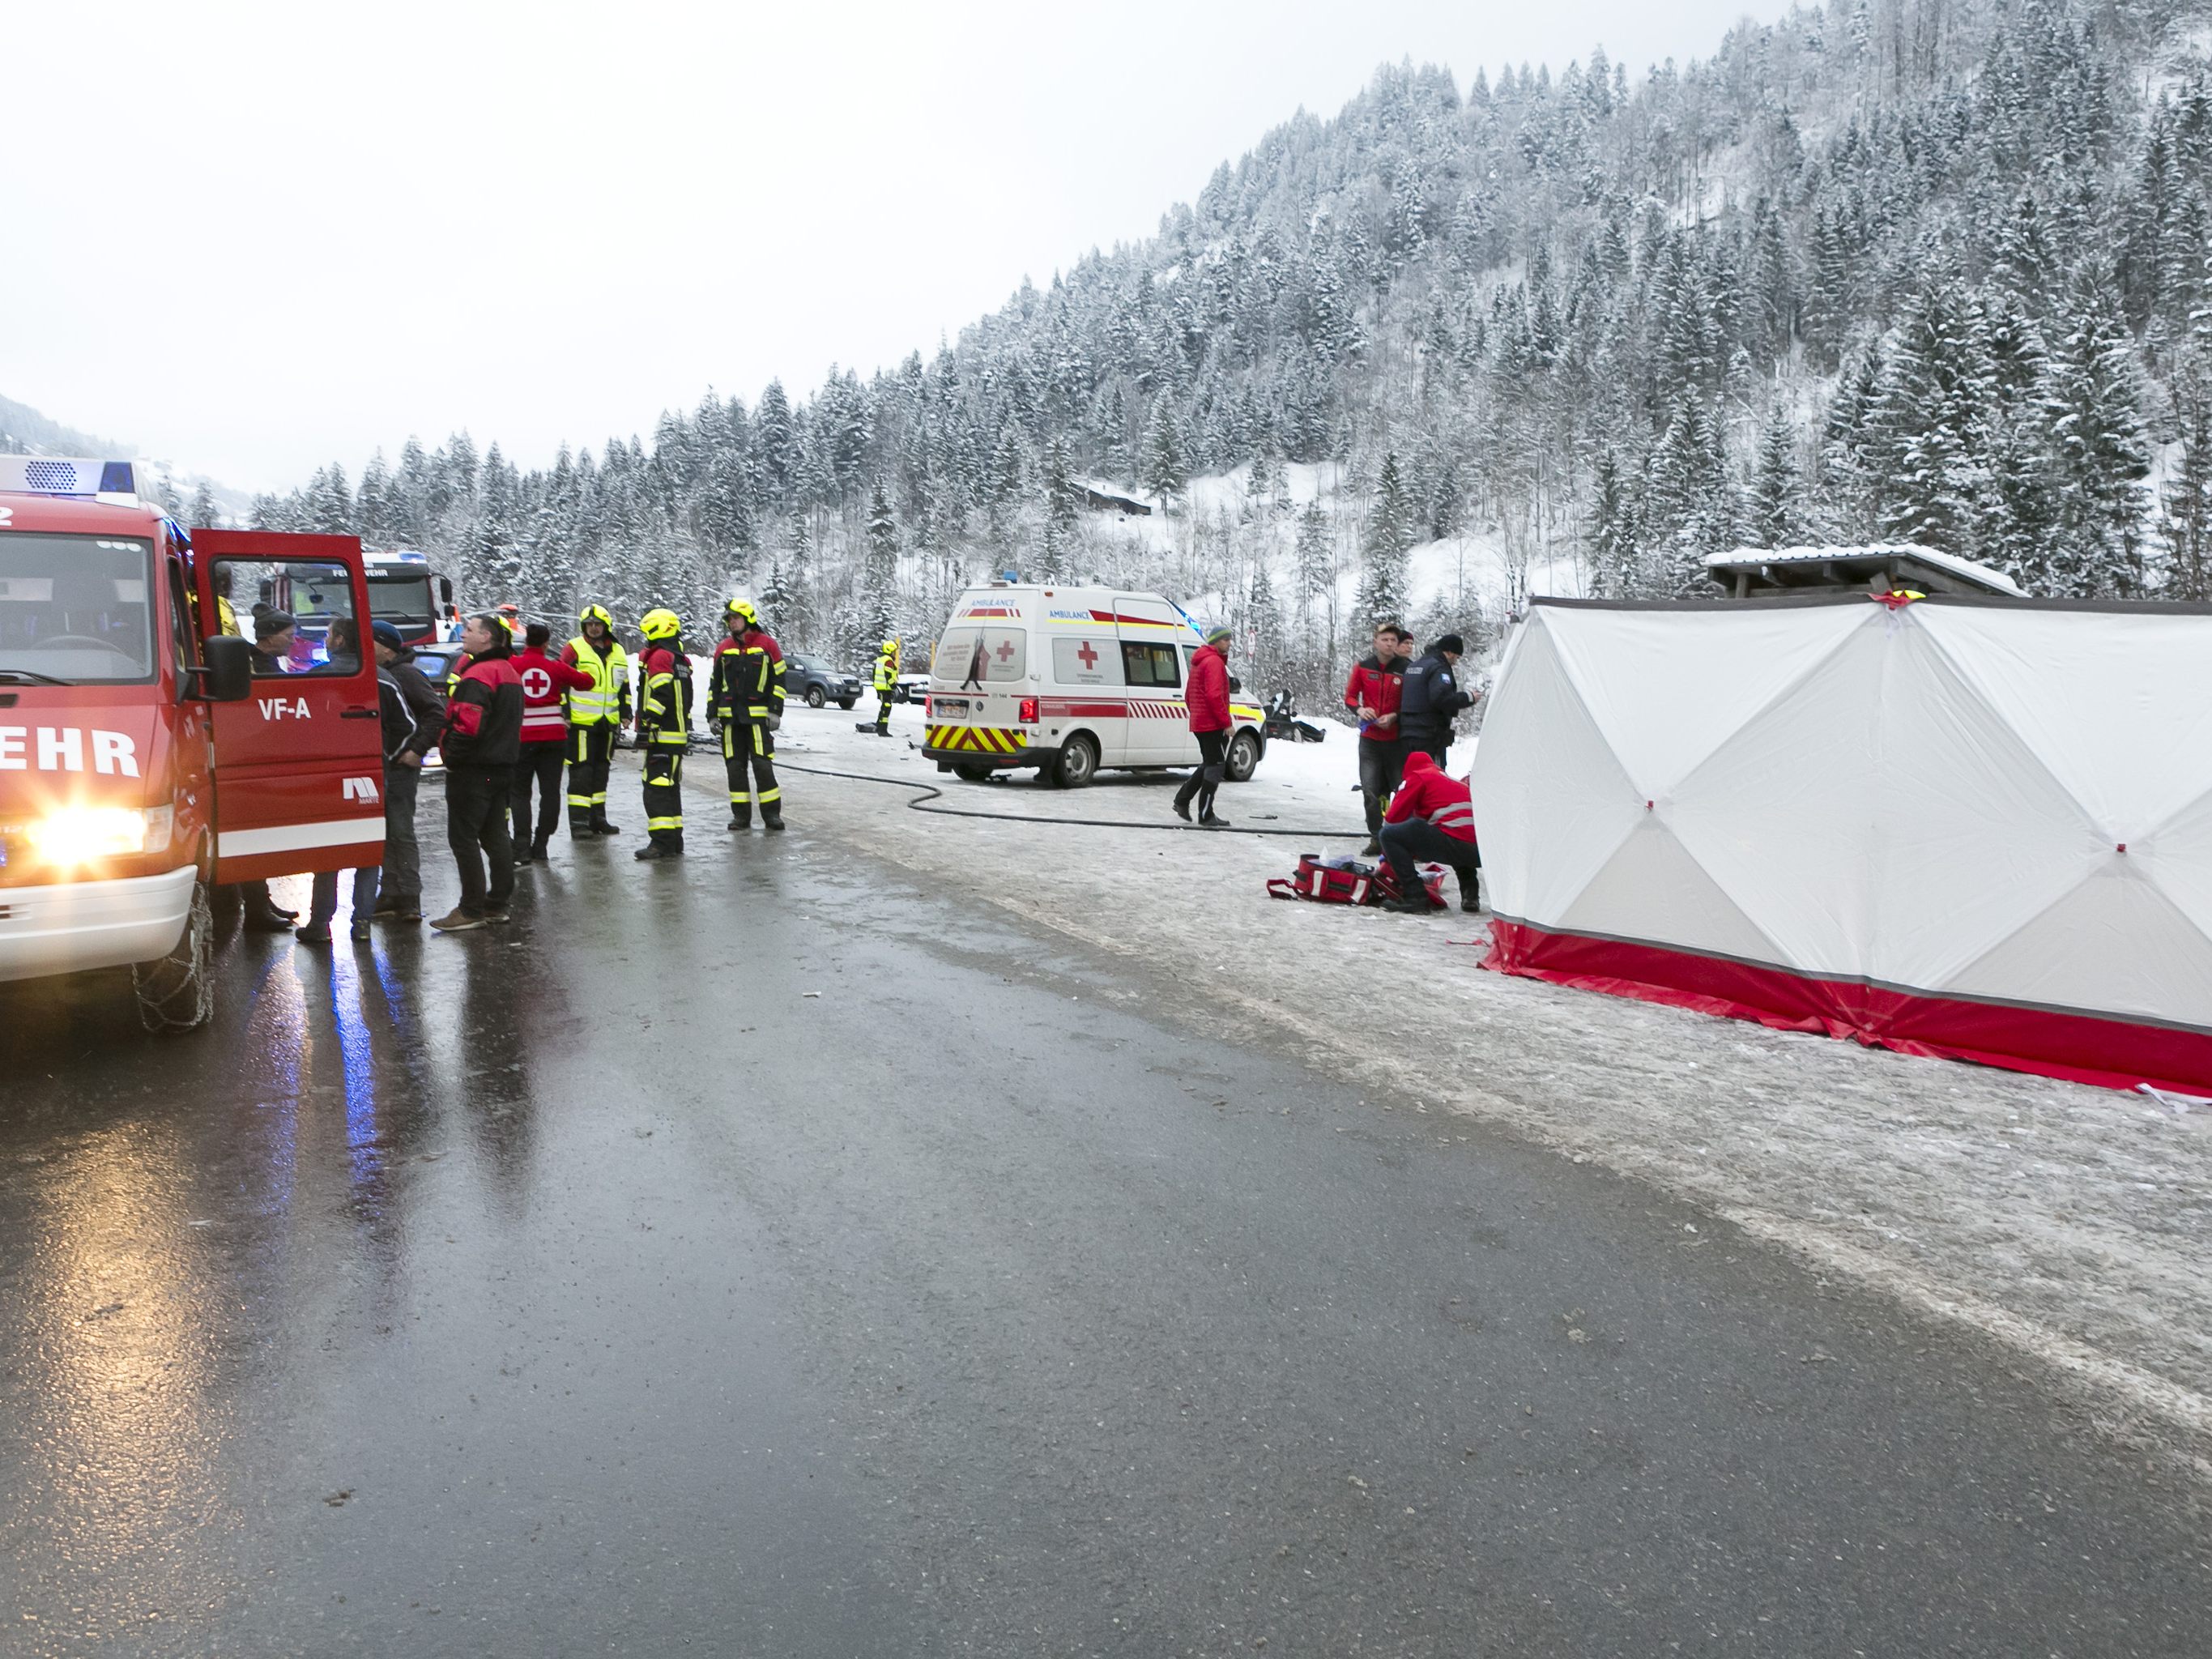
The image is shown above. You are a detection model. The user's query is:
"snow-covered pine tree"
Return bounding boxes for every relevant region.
[1039,435,1078,579]
[2039,263,2152,595]
[862,481,900,648]
[1355,451,1414,624]
[1141,399,1188,509]
[1869,273,1997,559]
[1746,412,1802,549]
[187,481,220,532]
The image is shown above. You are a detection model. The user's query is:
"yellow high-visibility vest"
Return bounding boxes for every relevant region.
[565,635,629,724]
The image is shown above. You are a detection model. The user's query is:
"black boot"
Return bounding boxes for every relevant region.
[1461,870,1482,913]
[633,835,683,861]
[513,839,535,866]
[761,803,785,833]
[569,812,594,839]
[531,834,552,862]
[242,884,293,932]
[593,807,621,834]
[727,810,751,831]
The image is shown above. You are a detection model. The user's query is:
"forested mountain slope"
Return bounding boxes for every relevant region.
[239,0,2212,692]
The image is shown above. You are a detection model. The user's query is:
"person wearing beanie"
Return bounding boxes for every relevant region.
[249,608,299,676]
[1173,625,1236,827]
[1397,631,1476,770]
[368,621,445,925]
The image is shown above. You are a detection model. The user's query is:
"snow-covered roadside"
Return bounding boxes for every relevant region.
[676,703,2212,1472]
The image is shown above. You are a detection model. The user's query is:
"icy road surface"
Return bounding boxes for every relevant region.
[748,701,2212,1472]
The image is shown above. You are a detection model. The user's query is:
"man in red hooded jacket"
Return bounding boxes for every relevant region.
[1379,750,1481,914]
[1173,625,1235,827]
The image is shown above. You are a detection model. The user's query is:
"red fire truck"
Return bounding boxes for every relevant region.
[363,547,458,646]
[0,458,386,1030]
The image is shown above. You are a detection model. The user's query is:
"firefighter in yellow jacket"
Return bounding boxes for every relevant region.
[633,608,692,860]
[710,599,787,831]
[866,636,900,736]
[561,603,630,835]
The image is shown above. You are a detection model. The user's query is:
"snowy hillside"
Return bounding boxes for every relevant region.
[232,0,2212,706]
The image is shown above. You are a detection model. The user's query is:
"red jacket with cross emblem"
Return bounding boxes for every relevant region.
[512,645,593,744]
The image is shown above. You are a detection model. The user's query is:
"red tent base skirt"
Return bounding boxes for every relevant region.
[1482,920,2212,1099]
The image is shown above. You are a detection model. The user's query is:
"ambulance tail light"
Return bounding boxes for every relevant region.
[1018,697,1038,725]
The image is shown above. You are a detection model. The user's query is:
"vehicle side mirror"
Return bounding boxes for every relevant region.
[439,577,454,607]
[196,634,254,702]
[1228,674,1243,694]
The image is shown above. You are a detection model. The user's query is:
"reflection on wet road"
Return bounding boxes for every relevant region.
[2,830,2206,1656]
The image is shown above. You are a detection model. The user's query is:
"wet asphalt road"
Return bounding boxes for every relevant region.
[0,814,2206,1657]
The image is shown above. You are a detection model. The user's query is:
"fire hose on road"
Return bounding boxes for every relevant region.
[774,757,1366,839]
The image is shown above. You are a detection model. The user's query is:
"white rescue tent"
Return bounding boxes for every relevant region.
[1471,595,2212,1095]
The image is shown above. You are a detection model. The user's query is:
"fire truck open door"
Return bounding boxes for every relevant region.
[189,528,387,884]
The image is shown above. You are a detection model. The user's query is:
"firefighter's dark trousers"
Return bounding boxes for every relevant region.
[873,689,893,734]
[643,746,685,850]
[566,722,617,832]
[722,718,782,825]
[511,741,565,848]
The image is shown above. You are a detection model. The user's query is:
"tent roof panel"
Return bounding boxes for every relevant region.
[1535,602,1871,799]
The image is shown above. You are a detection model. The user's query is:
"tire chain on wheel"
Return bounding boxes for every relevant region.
[133,883,215,1033]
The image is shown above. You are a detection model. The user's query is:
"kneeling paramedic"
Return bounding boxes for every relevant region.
[1379,750,1481,914]
[711,599,787,831]
[635,608,693,859]
[561,603,629,835]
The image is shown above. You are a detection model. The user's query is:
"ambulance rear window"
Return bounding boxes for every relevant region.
[933,627,1025,684]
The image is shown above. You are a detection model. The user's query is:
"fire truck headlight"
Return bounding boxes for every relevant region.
[27,804,170,864]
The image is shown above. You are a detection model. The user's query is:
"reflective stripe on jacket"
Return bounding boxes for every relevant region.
[714,629,787,719]
[640,646,691,746]
[1383,750,1475,843]
[562,635,629,724]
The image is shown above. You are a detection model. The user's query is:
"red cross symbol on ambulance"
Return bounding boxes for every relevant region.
[1076,641,1098,671]
[995,639,1016,663]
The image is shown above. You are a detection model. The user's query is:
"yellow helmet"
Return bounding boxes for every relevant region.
[880,637,898,654]
[725,597,758,624]
[579,603,614,629]
[639,608,683,642]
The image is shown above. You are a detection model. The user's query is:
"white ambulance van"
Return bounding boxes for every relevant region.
[923,585,1266,787]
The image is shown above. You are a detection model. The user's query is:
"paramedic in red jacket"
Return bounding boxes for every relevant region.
[429,614,526,932]
[1345,623,1412,855]
[1379,750,1481,914]
[509,621,592,865]
[1172,625,1235,827]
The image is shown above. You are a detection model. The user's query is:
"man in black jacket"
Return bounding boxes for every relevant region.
[369,621,446,925]
[429,616,526,932]
[1396,633,1476,769]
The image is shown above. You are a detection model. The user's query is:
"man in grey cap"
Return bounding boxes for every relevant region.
[369,620,445,926]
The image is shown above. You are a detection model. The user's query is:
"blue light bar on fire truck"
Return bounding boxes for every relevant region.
[0,456,147,504]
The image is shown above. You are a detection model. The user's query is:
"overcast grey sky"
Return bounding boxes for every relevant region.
[2,1,1775,492]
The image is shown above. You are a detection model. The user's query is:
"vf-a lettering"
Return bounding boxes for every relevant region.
[0,727,142,776]
[257,696,312,719]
